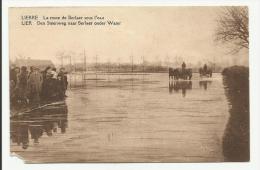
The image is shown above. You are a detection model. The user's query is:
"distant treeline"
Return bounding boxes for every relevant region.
[61,62,225,73]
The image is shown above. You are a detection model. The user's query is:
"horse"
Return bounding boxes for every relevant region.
[199,67,212,77]
[169,67,192,80]
[169,67,178,80]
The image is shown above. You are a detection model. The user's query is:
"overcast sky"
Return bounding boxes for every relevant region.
[9,7,248,66]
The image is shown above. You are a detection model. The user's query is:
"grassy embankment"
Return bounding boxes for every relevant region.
[222,66,249,162]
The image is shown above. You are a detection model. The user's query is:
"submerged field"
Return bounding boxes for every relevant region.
[11,73,231,163]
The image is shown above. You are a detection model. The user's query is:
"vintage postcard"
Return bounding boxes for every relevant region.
[9,6,249,163]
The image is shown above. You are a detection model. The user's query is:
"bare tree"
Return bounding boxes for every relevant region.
[215,6,249,53]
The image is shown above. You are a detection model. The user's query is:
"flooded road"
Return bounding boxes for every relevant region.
[11,73,230,163]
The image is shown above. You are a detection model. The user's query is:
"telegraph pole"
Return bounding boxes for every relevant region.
[142,55,145,81]
[95,55,98,79]
[69,56,72,89]
[84,49,87,72]
[61,56,64,68]
[70,56,72,72]
[130,54,134,73]
[142,56,145,73]
[118,57,121,80]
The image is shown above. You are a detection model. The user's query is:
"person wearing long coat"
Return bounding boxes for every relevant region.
[10,67,20,105]
[41,66,52,100]
[27,66,43,104]
[57,68,68,99]
[48,67,58,99]
[17,66,28,105]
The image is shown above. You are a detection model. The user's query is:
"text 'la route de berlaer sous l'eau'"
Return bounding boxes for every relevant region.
[21,15,121,26]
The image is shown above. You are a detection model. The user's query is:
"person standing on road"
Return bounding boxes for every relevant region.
[17,66,28,105]
[41,66,52,100]
[49,67,58,99]
[57,67,68,99]
[203,64,208,72]
[181,62,187,76]
[10,66,20,87]
[182,62,186,70]
[27,66,43,105]
[10,66,20,105]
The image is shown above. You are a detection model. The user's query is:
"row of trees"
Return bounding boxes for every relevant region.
[61,61,225,73]
[56,6,249,72]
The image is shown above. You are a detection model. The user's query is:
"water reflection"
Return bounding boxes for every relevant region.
[199,80,212,90]
[10,101,68,149]
[10,124,30,149]
[169,80,192,97]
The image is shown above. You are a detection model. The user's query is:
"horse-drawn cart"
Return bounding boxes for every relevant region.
[199,67,212,77]
[169,68,192,80]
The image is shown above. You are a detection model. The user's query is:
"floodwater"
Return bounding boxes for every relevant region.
[10,73,230,163]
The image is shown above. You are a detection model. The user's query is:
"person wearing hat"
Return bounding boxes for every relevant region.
[27,66,43,105]
[17,66,29,105]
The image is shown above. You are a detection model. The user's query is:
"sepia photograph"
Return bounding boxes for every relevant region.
[8,6,249,163]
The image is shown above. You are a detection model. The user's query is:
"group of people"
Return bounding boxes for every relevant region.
[10,65,68,107]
